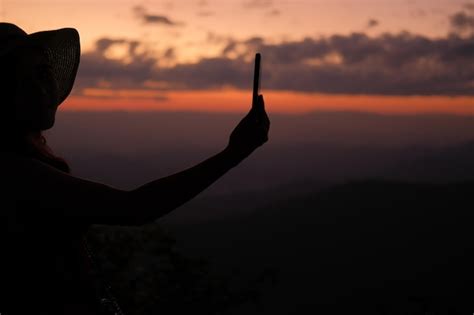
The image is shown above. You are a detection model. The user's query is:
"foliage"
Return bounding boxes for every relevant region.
[85,223,277,315]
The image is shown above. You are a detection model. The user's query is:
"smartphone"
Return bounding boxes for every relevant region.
[252,53,261,108]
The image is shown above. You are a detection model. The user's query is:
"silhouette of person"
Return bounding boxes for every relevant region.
[0,23,270,315]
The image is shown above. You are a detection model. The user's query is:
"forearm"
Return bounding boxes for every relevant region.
[128,147,241,225]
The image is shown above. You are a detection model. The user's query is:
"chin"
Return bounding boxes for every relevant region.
[39,117,55,130]
[42,121,55,130]
[39,107,57,130]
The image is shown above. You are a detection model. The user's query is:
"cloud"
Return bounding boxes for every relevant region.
[163,47,175,60]
[243,0,273,9]
[253,33,474,95]
[197,11,215,17]
[74,38,158,93]
[464,3,474,11]
[142,15,180,25]
[133,6,183,26]
[75,30,474,96]
[267,9,280,16]
[222,41,238,55]
[367,19,380,28]
[155,57,251,90]
[206,32,234,45]
[411,9,427,18]
[95,38,127,53]
[450,11,474,33]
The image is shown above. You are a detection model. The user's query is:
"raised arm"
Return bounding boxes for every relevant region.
[10,95,270,226]
[129,94,269,224]
[127,146,241,225]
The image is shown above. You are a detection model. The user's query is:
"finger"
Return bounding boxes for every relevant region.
[251,95,262,121]
[258,103,269,124]
[257,94,265,112]
[257,128,269,143]
[256,124,269,139]
[252,93,260,110]
[264,109,270,122]
[263,111,270,128]
[255,96,270,127]
[251,94,264,112]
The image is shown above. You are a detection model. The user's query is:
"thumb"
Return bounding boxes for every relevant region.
[258,94,265,110]
[254,94,265,115]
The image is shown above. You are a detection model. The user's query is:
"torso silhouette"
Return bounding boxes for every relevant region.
[0,155,102,315]
[0,89,269,314]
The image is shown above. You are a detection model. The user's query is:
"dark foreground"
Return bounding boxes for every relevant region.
[87,180,474,315]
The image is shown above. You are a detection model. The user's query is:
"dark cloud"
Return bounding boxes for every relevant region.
[142,15,180,25]
[411,9,427,17]
[95,38,127,53]
[197,11,215,17]
[95,38,142,57]
[464,3,474,11]
[163,47,175,60]
[133,6,183,26]
[450,11,474,33]
[222,41,237,55]
[245,37,265,48]
[367,19,380,28]
[206,32,233,44]
[267,9,280,16]
[243,0,273,9]
[250,32,474,95]
[75,30,474,96]
[74,38,158,93]
[156,57,250,90]
[242,0,279,15]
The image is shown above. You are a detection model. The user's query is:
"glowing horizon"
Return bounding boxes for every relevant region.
[4,0,474,115]
[61,90,474,115]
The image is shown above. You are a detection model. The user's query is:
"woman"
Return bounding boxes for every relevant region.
[0,23,270,315]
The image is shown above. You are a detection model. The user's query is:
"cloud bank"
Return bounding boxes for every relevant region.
[74,12,474,96]
[133,6,183,26]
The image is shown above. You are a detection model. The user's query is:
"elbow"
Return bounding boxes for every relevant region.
[114,184,180,227]
[120,189,166,227]
[92,190,156,227]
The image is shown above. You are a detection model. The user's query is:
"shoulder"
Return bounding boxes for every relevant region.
[0,151,20,164]
[0,152,71,197]
[0,152,33,216]
[0,151,47,178]
[0,151,22,185]
[0,151,35,166]
[0,151,69,174]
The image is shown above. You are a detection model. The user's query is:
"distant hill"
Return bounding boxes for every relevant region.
[55,111,474,313]
[47,111,474,195]
[388,140,474,182]
[165,180,474,314]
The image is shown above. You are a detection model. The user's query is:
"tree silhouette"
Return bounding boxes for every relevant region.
[86,222,277,315]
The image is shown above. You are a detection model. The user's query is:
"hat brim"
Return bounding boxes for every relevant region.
[28,28,81,107]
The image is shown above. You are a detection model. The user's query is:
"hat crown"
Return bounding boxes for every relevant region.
[0,23,27,43]
[0,23,81,123]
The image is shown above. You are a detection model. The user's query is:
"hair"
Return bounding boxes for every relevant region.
[25,132,70,174]
[4,130,71,174]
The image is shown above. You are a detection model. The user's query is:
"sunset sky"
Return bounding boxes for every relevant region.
[3,0,474,114]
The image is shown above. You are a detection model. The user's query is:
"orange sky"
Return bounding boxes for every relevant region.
[4,0,474,115]
[63,90,474,115]
[5,0,466,65]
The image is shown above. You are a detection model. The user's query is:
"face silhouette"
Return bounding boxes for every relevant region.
[13,43,59,130]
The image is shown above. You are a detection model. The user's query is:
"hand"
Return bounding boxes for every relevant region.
[225,94,270,163]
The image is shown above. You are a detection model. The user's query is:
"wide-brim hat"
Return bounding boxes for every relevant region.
[0,23,80,107]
